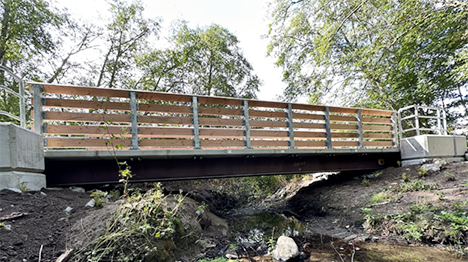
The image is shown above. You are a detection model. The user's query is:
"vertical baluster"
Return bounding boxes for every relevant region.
[19,80,26,128]
[442,109,448,135]
[414,105,420,136]
[356,109,364,148]
[287,103,295,149]
[192,96,201,149]
[324,107,332,149]
[243,100,252,149]
[31,84,44,135]
[391,112,398,147]
[129,91,140,150]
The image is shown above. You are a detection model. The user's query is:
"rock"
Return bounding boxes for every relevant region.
[69,187,85,193]
[225,249,238,259]
[40,192,47,196]
[84,199,95,208]
[4,225,11,230]
[420,159,446,173]
[7,188,22,193]
[64,206,73,213]
[272,236,299,261]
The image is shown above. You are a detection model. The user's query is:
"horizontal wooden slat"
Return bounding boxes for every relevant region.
[362,125,393,131]
[138,127,193,138]
[251,140,289,147]
[46,138,130,148]
[361,109,393,117]
[44,111,130,123]
[330,124,358,130]
[45,125,195,138]
[250,130,288,138]
[250,120,287,128]
[362,117,392,124]
[292,104,325,111]
[199,128,244,138]
[199,118,243,126]
[249,101,288,109]
[294,131,326,139]
[199,107,243,117]
[198,97,242,106]
[295,141,327,147]
[364,141,394,147]
[201,140,245,147]
[249,110,287,119]
[293,122,325,129]
[330,132,358,138]
[330,115,356,122]
[139,115,192,125]
[140,104,191,114]
[293,113,324,121]
[363,133,393,139]
[332,141,359,147]
[140,139,193,147]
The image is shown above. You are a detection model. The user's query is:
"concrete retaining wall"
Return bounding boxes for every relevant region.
[0,123,45,190]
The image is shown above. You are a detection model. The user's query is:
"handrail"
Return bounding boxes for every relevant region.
[0,65,26,127]
[397,105,447,141]
[28,82,398,151]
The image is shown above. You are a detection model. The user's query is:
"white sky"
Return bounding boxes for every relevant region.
[55,0,290,102]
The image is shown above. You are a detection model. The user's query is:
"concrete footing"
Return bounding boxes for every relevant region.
[0,123,45,191]
[401,135,467,166]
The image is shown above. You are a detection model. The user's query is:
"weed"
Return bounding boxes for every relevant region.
[362,178,370,186]
[402,173,411,182]
[198,258,237,262]
[368,192,393,206]
[90,190,108,207]
[435,192,446,201]
[0,222,4,228]
[418,166,428,177]
[398,179,438,192]
[18,182,30,193]
[445,172,456,181]
[196,202,206,216]
[109,189,121,198]
[373,171,383,178]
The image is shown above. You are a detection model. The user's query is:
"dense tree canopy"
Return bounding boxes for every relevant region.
[266,0,468,117]
[137,22,260,98]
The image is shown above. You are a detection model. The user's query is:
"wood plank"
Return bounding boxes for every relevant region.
[293,113,324,121]
[361,109,393,117]
[248,101,288,109]
[332,141,359,147]
[251,140,289,147]
[249,120,287,128]
[294,131,326,139]
[199,107,243,116]
[293,122,325,129]
[328,107,357,114]
[43,98,130,111]
[139,115,192,125]
[199,128,244,138]
[362,125,392,131]
[46,138,130,148]
[44,111,130,123]
[139,127,193,138]
[329,124,358,130]
[198,97,242,106]
[364,141,394,147]
[250,130,288,138]
[41,84,129,98]
[140,139,193,147]
[330,115,357,122]
[330,132,358,138]
[199,118,243,126]
[45,125,130,136]
[363,133,393,139]
[295,140,327,147]
[361,116,392,124]
[201,140,245,147]
[292,104,325,111]
[139,104,191,114]
[249,110,287,119]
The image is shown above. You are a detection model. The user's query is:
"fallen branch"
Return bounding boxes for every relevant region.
[0,212,28,221]
[56,249,74,262]
[38,245,43,262]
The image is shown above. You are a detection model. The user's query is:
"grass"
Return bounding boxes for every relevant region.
[368,192,393,206]
[398,179,438,192]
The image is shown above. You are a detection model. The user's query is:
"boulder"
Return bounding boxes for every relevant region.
[272,236,299,261]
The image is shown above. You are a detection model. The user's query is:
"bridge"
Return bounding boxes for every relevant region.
[6,66,464,189]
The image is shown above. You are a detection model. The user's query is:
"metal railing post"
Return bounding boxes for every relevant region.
[31,84,44,135]
[391,112,398,147]
[129,91,140,150]
[243,100,252,149]
[19,81,26,128]
[324,107,332,149]
[436,109,442,135]
[442,109,448,135]
[192,96,201,149]
[287,103,295,149]
[414,105,420,136]
[356,109,364,149]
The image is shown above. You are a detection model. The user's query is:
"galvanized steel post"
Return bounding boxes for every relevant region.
[243,100,252,149]
[391,112,398,147]
[129,91,140,150]
[324,107,332,149]
[356,109,364,149]
[414,105,420,136]
[192,96,201,149]
[19,81,26,128]
[287,103,295,149]
[31,84,44,135]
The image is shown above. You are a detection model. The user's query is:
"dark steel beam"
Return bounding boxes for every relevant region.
[45,151,400,186]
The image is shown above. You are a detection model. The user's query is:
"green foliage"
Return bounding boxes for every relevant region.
[78,186,187,261]
[418,167,428,177]
[368,192,393,206]
[362,178,370,186]
[401,173,411,182]
[266,0,468,117]
[90,190,108,208]
[445,172,456,181]
[18,182,30,193]
[398,179,438,192]
[373,171,383,178]
[137,21,260,98]
[198,258,238,262]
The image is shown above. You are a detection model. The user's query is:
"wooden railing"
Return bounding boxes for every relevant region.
[28,83,398,150]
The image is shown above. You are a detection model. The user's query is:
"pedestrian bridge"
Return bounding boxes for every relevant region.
[23,82,400,185]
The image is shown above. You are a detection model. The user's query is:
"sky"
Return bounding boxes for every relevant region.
[55,0,290,102]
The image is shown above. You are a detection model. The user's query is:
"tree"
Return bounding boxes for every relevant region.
[266,0,468,117]
[137,22,261,98]
[94,0,159,89]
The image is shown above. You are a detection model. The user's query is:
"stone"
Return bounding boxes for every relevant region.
[69,187,85,193]
[225,249,238,259]
[272,236,299,261]
[40,192,47,196]
[420,159,446,173]
[6,188,22,193]
[84,199,95,208]
[64,206,73,213]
